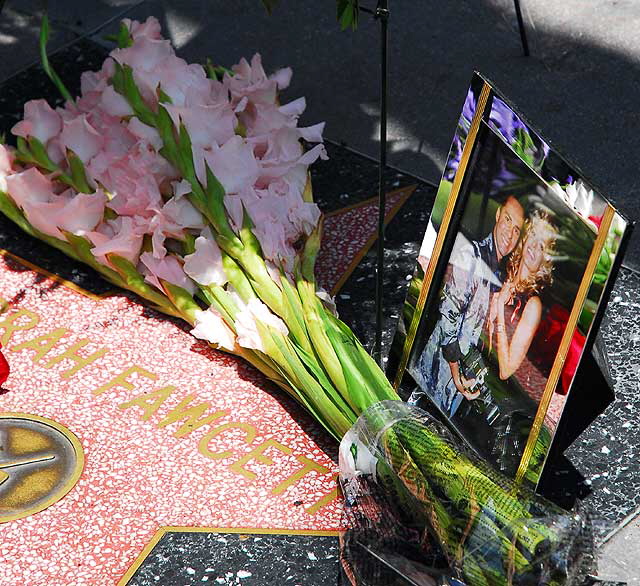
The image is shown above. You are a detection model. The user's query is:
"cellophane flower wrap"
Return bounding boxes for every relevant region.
[339,402,595,585]
[0,17,593,585]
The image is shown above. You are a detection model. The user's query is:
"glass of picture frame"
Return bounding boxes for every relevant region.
[387,72,632,488]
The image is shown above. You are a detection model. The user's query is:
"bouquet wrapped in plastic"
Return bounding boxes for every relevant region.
[339,401,595,585]
[0,16,595,585]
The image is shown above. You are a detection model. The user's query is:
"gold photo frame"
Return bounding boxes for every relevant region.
[387,73,630,487]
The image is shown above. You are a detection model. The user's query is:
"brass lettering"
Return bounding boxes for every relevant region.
[45,339,109,378]
[92,366,157,396]
[0,308,40,346]
[198,423,257,460]
[229,439,292,480]
[271,455,329,495]
[157,394,227,438]
[118,385,176,421]
[11,328,68,362]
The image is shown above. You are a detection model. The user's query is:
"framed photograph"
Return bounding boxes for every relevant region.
[387,73,632,488]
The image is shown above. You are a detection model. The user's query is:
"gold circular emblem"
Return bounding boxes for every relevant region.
[0,413,84,523]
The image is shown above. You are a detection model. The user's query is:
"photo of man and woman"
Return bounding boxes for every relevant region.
[405,122,599,481]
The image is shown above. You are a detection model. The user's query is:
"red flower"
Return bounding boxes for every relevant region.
[531,304,585,395]
[589,214,603,229]
[0,343,9,386]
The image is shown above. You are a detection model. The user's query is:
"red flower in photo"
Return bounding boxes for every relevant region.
[532,304,586,395]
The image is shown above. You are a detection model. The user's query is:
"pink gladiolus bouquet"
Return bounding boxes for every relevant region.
[0,16,398,440]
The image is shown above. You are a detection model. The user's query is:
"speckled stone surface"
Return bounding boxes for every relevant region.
[565,269,640,542]
[0,36,638,584]
[127,532,341,585]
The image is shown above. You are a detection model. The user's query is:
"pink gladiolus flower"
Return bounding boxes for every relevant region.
[59,114,104,163]
[0,144,16,192]
[94,157,163,218]
[88,216,144,265]
[195,135,260,195]
[127,118,163,151]
[20,199,67,238]
[164,103,236,149]
[270,67,292,91]
[183,227,227,287]
[99,85,134,118]
[139,251,196,294]
[12,99,62,145]
[234,298,288,352]
[124,16,162,41]
[190,308,236,351]
[57,189,108,235]
[111,36,173,77]
[46,138,66,165]
[19,188,107,240]
[225,54,290,107]
[240,99,307,141]
[6,167,55,206]
[146,188,205,258]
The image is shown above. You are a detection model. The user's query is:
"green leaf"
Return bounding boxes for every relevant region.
[202,163,241,249]
[279,273,312,354]
[59,230,129,289]
[157,86,173,104]
[336,0,359,31]
[104,22,133,48]
[26,136,58,172]
[66,150,94,193]
[39,13,74,103]
[183,232,197,256]
[265,326,353,439]
[297,278,351,399]
[300,218,322,282]
[155,104,180,168]
[221,253,256,302]
[204,59,233,81]
[177,121,197,181]
[110,62,155,126]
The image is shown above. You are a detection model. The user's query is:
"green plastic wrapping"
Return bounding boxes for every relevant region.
[338,401,596,586]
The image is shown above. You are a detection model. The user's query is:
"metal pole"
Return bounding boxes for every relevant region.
[513,0,530,57]
[374,0,389,365]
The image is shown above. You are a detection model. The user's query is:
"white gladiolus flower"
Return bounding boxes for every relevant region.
[234,298,288,352]
[183,227,227,286]
[190,308,236,351]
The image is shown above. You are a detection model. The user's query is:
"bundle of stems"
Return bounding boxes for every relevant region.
[0,16,588,585]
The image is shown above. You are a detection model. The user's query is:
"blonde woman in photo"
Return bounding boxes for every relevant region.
[489,209,558,393]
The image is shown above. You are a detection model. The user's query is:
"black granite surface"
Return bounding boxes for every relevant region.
[0,36,637,584]
[127,532,341,586]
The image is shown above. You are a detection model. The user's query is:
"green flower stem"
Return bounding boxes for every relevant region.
[296,278,349,398]
[258,322,354,439]
[236,346,292,392]
[220,252,258,303]
[39,14,74,103]
[278,273,312,355]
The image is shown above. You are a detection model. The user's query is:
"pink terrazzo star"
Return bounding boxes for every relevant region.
[0,186,414,585]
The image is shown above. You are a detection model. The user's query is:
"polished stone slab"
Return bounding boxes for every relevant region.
[127,531,340,586]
